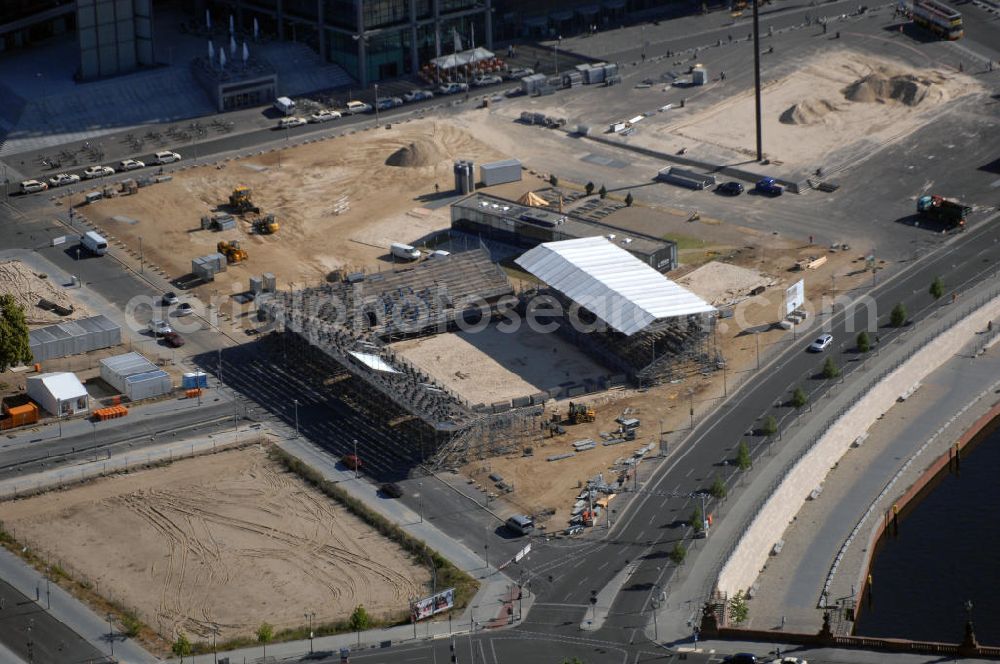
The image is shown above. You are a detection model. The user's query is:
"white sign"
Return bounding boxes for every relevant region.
[785,279,804,316]
[514,542,532,563]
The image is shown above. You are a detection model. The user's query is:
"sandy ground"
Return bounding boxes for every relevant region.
[391,323,610,406]
[0,260,90,326]
[678,261,778,308]
[653,50,980,170]
[74,120,508,296]
[1,446,428,642]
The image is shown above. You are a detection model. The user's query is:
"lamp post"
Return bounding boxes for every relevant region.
[353,438,359,478]
[138,235,143,273]
[211,626,219,664]
[107,612,114,656]
[374,82,380,128]
[305,611,315,653]
[417,481,423,523]
[293,398,300,437]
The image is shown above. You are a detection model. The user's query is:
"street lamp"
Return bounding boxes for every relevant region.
[417,481,423,523]
[107,612,114,656]
[293,398,300,437]
[138,235,143,273]
[211,626,219,664]
[305,611,315,653]
[374,82,380,128]
[353,438,359,478]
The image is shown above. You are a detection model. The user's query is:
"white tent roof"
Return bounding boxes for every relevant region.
[515,237,715,336]
[348,351,401,374]
[31,372,88,400]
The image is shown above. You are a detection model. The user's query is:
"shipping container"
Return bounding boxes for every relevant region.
[480,159,522,187]
[29,315,121,362]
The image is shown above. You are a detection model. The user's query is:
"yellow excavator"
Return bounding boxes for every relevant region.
[217,239,248,264]
[566,401,596,424]
[252,213,280,235]
[229,186,260,214]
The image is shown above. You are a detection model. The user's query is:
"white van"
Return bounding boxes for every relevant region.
[20,180,48,193]
[390,243,421,261]
[153,151,181,165]
[274,96,296,115]
[81,231,108,255]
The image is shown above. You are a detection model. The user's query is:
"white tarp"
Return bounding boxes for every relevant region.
[785,279,805,315]
[430,47,494,70]
[348,351,401,374]
[515,237,715,337]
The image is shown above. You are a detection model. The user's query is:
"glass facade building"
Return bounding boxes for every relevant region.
[209,0,492,85]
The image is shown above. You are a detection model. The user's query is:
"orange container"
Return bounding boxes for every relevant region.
[5,403,39,427]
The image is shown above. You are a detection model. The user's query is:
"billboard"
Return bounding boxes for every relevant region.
[411,587,455,621]
[785,279,805,316]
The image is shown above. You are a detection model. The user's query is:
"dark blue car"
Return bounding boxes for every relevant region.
[755,177,783,196]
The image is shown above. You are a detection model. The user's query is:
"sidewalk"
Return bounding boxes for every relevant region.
[651,274,1000,644]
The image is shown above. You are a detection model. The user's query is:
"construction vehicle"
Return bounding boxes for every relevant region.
[217,239,248,264]
[229,186,260,214]
[252,213,280,235]
[566,401,596,424]
[917,194,970,228]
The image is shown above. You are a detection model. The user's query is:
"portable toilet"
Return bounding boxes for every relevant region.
[692,65,708,86]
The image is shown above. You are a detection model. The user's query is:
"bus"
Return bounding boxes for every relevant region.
[911,0,963,40]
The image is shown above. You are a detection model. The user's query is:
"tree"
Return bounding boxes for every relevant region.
[561,659,585,664]
[736,440,752,471]
[171,634,192,663]
[256,622,274,660]
[822,356,840,379]
[710,474,727,499]
[549,174,559,186]
[791,386,808,409]
[0,294,32,372]
[669,542,687,565]
[349,604,371,632]
[585,181,595,196]
[929,276,944,300]
[624,191,634,207]
[857,330,871,353]
[690,505,704,533]
[761,415,778,437]
[729,590,749,624]
[599,184,608,199]
[890,302,907,328]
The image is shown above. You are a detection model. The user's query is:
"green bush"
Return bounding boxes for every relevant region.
[624,191,634,207]
[729,590,749,624]
[856,331,870,353]
[599,184,607,199]
[710,475,727,499]
[822,357,840,379]
[669,542,687,565]
[761,415,778,437]
[929,276,944,300]
[585,182,595,196]
[791,386,808,409]
[690,505,704,532]
[890,302,907,328]
[737,440,751,471]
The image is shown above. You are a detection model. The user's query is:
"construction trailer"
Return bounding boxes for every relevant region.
[100,352,172,401]
[28,315,122,362]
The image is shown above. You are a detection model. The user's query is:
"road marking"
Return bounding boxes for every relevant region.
[685,467,695,477]
[598,560,610,570]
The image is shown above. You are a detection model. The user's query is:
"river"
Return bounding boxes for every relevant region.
[853,421,1000,645]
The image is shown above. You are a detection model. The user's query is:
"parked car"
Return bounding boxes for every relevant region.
[149,319,173,336]
[153,151,181,164]
[438,82,469,95]
[162,331,185,348]
[345,100,372,114]
[808,334,833,352]
[375,96,403,110]
[724,655,758,664]
[20,179,48,193]
[403,89,434,102]
[769,658,808,664]
[118,158,144,172]
[755,177,783,196]
[161,292,179,306]
[471,74,503,87]
[83,165,114,179]
[564,525,584,536]
[379,482,403,498]
[309,109,341,123]
[175,302,194,317]
[341,454,362,470]
[716,181,744,196]
[277,116,307,129]
[48,173,81,187]
[506,67,534,80]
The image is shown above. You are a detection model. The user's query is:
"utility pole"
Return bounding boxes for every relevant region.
[752,0,763,161]
[305,611,315,653]
[374,82,380,127]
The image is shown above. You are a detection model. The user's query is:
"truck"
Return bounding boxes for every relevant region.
[912,0,964,40]
[917,194,970,228]
[273,96,296,115]
[390,242,421,261]
[81,231,108,255]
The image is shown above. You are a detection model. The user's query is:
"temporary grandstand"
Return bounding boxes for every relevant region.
[263,248,546,467]
[515,237,719,385]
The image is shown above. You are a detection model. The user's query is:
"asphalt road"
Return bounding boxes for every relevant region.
[0,579,106,664]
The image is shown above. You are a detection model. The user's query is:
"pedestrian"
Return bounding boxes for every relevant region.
[959,61,964,72]
[809,235,813,244]
[728,33,733,43]
[641,52,646,62]
[435,183,440,193]
[781,615,786,628]
[988,320,993,332]
[720,71,726,81]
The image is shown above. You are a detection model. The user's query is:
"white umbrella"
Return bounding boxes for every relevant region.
[220,49,227,69]
[208,41,215,61]
[253,18,259,41]
[243,41,250,64]
[230,35,237,56]
[205,9,211,30]
[229,14,234,34]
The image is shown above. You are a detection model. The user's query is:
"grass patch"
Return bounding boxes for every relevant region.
[662,233,709,251]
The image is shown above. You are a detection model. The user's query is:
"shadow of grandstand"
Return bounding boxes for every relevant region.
[191,336,435,482]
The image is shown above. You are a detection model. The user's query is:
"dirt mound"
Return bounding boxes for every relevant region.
[842,72,935,106]
[385,139,447,167]
[779,98,840,125]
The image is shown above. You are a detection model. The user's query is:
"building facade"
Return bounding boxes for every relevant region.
[209,0,492,85]
[77,0,156,79]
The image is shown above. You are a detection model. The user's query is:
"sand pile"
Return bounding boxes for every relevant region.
[385,138,447,167]
[842,71,942,106]
[779,98,841,125]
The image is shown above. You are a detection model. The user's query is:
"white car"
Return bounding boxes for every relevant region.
[20,179,48,193]
[153,151,181,164]
[118,158,145,172]
[48,173,80,187]
[808,334,833,352]
[345,100,372,114]
[471,74,503,87]
[403,90,434,102]
[309,109,341,123]
[174,302,194,317]
[149,319,173,336]
[278,116,307,129]
[83,165,114,179]
[770,658,808,664]
[438,82,469,95]
[506,67,534,80]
